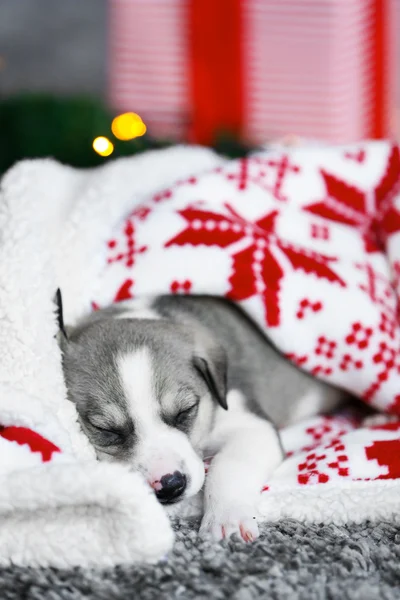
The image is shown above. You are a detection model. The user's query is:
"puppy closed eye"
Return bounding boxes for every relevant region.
[174,404,198,428]
[88,423,125,446]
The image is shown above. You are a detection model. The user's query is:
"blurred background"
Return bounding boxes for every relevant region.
[0,0,399,175]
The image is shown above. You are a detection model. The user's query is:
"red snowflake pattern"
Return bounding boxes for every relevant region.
[392,260,400,291]
[170,280,192,294]
[363,340,400,404]
[131,205,152,221]
[365,440,400,479]
[285,352,308,367]
[165,204,345,327]
[225,154,301,200]
[311,365,333,377]
[389,395,400,414]
[344,149,366,163]
[310,223,330,241]
[107,219,147,268]
[379,312,397,339]
[327,455,349,477]
[296,298,323,319]
[153,189,173,203]
[114,279,134,302]
[325,437,350,477]
[265,154,301,201]
[298,452,329,485]
[339,354,363,371]
[345,322,373,349]
[305,420,333,442]
[356,262,394,314]
[314,336,336,359]
[303,145,400,252]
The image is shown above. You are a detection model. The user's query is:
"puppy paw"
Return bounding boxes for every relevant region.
[199,504,260,543]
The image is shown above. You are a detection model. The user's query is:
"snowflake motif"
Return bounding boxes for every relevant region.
[338,313,400,406]
[150,177,198,207]
[327,454,349,477]
[314,336,337,359]
[345,322,373,349]
[363,339,400,406]
[298,452,329,485]
[373,342,396,370]
[165,204,345,327]
[365,439,400,479]
[356,263,393,308]
[303,145,400,252]
[310,223,330,240]
[325,438,346,452]
[107,220,147,268]
[176,176,198,187]
[379,312,397,339]
[392,261,400,292]
[339,354,363,371]
[224,154,301,200]
[296,298,323,319]
[114,279,134,302]
[153,189,173,203]
[344,149,366,163]
[311,364,333,377]
[324,437,350,477]
[170,280,192,294]
[305,421,333,442]
[130,205,152,221]
[285,352,308,367]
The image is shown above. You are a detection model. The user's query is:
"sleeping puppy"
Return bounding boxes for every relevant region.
[59,294,343,542]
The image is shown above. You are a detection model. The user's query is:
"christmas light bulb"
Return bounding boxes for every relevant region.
[111,112,147,140]
[92,136,114,156]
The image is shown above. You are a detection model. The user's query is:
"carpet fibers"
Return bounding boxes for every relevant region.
[2,519,400,600]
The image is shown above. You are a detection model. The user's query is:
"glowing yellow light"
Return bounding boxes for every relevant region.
[111,112,147,140]
[92,136,114,157]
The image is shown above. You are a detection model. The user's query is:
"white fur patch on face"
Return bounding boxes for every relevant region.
[117,348,158,433]
[114,298,161,321]
[117,348,205,498]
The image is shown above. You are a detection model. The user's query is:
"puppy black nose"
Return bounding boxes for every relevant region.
[155,471,187,504]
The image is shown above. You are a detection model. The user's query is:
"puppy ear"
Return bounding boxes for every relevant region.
[193,333,228,410]
[54,288,69,346]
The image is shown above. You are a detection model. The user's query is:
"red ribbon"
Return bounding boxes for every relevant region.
[188,0,243,145]
[369,0,390,139]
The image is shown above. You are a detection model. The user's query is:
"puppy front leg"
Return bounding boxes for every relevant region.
[200,390,283,542]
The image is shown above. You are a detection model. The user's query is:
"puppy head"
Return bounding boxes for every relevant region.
[61,316,227,505]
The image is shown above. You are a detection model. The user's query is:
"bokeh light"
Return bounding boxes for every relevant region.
[92,136,114,156]
[111,112,147,140]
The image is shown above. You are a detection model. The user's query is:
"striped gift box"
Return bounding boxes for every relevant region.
[108,0,396,145]
[395,0,400,138]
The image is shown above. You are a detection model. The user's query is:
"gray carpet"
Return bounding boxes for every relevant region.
[2,518,400,600]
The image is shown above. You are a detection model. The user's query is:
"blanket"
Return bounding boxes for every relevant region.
[1,141,400,569]
[0,147,223,568]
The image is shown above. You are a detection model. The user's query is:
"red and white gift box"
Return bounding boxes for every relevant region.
[108,0,397,145]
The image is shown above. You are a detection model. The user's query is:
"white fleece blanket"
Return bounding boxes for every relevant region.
[0,147,223,568]
[2,142,400,569]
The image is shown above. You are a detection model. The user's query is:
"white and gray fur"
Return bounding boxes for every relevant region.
[60,294,343,542]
